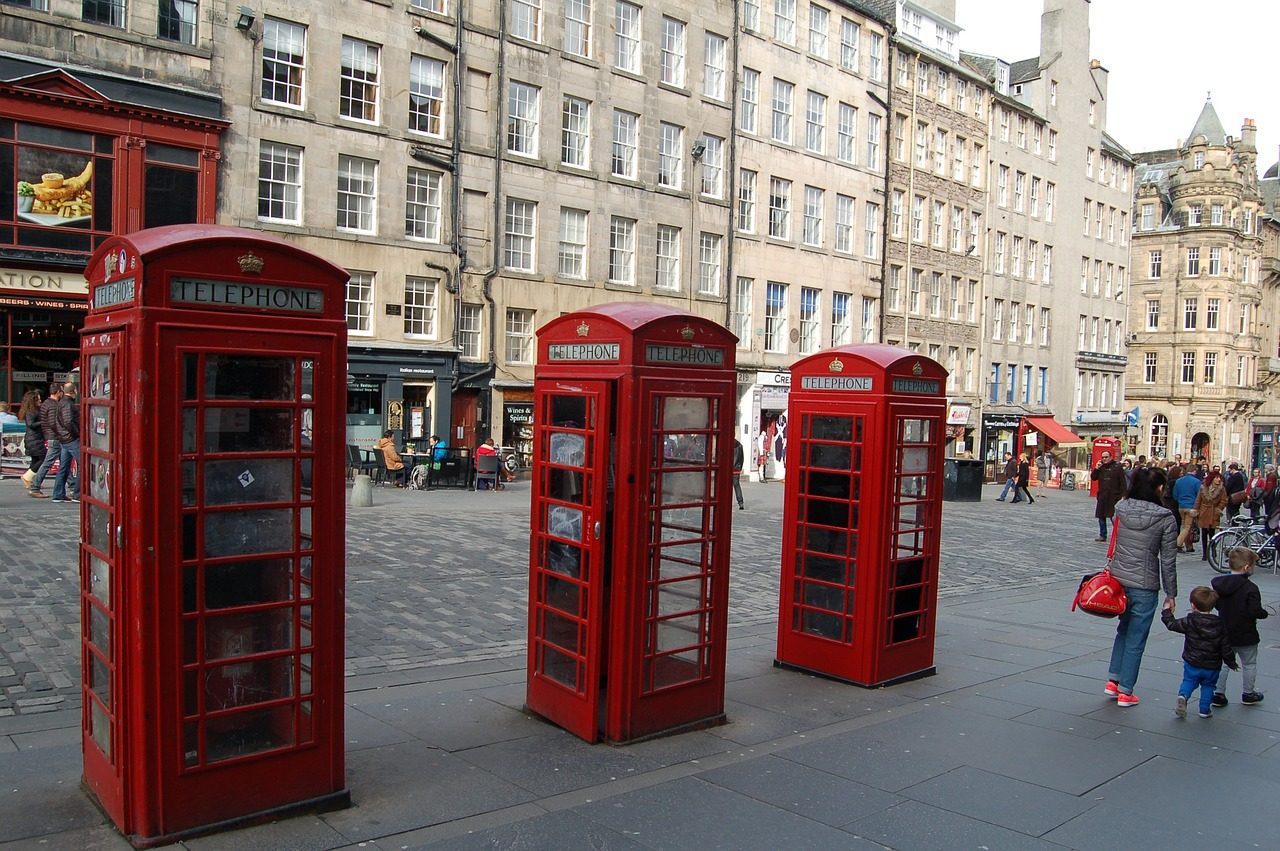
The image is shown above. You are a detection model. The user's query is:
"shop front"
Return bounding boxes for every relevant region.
[346,347,456,454]
[738,370,790,482]
[498,383,534,470]
[979,412,1022,481]
[1253,423,1280,470]
[945,403,974,457]
[0,58,226,405]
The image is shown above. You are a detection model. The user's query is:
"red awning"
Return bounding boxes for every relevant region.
[1025,416,1085,446]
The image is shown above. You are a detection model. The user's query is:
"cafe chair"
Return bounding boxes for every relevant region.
[347,444,375,480]
[475,454,502,492]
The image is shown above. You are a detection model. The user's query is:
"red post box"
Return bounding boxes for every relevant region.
[776,345,947,687]
[80,225,350,846]
[1089,436,1121,497]
[526,303,737,743]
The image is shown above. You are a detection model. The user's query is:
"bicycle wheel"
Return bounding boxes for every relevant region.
[1209,528,1247,574]
[1240,530,1278,573]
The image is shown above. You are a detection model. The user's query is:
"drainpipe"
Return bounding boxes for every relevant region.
[723,1,741,333]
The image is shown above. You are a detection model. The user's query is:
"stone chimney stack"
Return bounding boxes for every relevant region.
[1240,118,1257,154]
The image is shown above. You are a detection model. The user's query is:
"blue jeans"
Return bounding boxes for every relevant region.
[1179,661,1222,714]
[53,438,80,500]
[30,437,60,492]
[1107,587,1159,695]
[997,477,1017,500]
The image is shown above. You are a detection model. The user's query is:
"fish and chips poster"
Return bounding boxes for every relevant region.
[15,147,95,228]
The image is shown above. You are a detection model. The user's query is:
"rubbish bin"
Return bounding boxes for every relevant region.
[943,458,983,501]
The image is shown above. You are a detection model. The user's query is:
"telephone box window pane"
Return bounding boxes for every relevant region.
[205,559,296,608]
[654,615,701,653]
[549,394,587,429]
[900,446,930,475]
[182,459,196,506]
[88,504,111,552]
[86,405,110,450]
[798,609,843,640]
[546,504,583,544]
[809,414,855,441]
[657,578,704,615]
[203,509,294,558]
[660,470,708,503]
[801,495,850,528]
[800,577,845,612]
[801,552,847,585]
[541,570,582,615]
[183,619,198,664]
[541,610,582,654]
[205,611,295,661]
[898,474,928,499]
[87,456,110,502]
[205,705,296,763]
[540,644,581,689]
[899,417,931,443]
[89,652,110,706]
[545,539,583,580]
[662,397,709,430]
[88,604,111,656]
[89,554,110,606]
[300,653,313,695]
[803,526,853,559]
[204,458,295,505]
[89,354,111,398]
[547,432,586,467]
[890,614,922,644]
[807,442,851,469]
[90,700,112,761]
[204,355,295,400]
[183,354,200,399]
[205,656,294,711]
[203,409,295,453]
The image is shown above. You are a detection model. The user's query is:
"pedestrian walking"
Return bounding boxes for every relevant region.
[1224,462,1247,523]
[756,428,770,484]
[1171,468,1201,553]
[50,381,80,504]
[995,451,1017,502]
[1193,470,1228,561]
[27,383,63,498]
[1090,449,1127,541]
[1013,453,1034,504]
[1103,467,1178,708]
[1162,586,1237,719]
[732,438,745,510]
[1246,467,1267,522]
[1210,546,1268,708]
[17,390,43,489]
[1035,450,1051,497]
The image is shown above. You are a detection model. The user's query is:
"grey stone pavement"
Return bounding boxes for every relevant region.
[2,471,1279,849]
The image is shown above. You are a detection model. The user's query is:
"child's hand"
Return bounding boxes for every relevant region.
[1162,598,1175,611]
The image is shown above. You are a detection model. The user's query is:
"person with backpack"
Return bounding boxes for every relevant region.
[1224,462,1247,523]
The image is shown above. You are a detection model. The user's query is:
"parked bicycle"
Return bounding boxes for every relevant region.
[1208,514,1278,574]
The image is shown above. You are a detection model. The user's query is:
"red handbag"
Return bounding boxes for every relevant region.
[1072,520,1128,617]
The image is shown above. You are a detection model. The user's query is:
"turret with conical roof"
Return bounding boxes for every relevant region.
[1186,95,1227,147]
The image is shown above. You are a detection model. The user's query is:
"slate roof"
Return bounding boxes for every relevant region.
[1009,57,1040,84]
[1186,98,1227,146]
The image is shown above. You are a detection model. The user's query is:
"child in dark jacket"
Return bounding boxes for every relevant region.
[1210,547,1269,707]
[1162,586,1237,718]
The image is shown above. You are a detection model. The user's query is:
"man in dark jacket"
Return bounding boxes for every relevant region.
[1162,586,1237,718]
[996,452,1018,501]
[50,380,80,503]
[1091,450,1127,540]
[1223,462,1247,522]
[27,383,63,498]
[731,439,745,510]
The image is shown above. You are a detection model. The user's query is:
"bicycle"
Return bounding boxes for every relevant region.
[1208,514,1277,574]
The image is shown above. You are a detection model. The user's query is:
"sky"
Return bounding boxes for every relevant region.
[956,0,1279,173]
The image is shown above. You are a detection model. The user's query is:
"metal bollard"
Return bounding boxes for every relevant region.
[349,474,374,507]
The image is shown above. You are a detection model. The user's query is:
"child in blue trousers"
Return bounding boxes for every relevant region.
[1162,586,1237,718]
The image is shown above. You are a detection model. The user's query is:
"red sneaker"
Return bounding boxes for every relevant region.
[1104,680,1119,697]
[1117,693,1140,707]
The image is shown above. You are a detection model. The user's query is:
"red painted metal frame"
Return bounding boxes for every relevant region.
[528,303,736,743]
[777,345,947,687]
[81,226,349,845]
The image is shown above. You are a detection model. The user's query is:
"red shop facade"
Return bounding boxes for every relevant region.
[0,56,224,410]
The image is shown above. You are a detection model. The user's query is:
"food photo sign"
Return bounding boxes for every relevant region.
[16,149,94,227]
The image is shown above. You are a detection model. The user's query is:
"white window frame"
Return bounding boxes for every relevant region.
[658,122,684,189]
[510,0,543,42]
[337,154,377,233]
[611,109,638,178]
[261,18,306,107]
[698,233,722,296]
[805,91,826,154]
[614,1,641,72]
[403,276,438,338]
[340,37,381,123]
[703,32,727,100]
[608,216,636,284]
[506,80,540,157]
[346,272,374,334]
[405,167,442,242]
[655,224,682,291]
[739,68,760,133]
[505,308,535,365]
[560,95,590,167]
[802,185,824,247]
[738,169,757,233]
[558,207,588,279]
[660,16,686,87]
[258,141,303,224]
[503,197,537,272]
[409,55,446,137]
[768,177,792,240]
[771,79,794,144]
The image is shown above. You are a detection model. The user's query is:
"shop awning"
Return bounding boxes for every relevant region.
[1025,416,1085,445]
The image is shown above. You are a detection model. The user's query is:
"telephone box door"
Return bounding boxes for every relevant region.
[154,326,342,820]
[527,381,612,742]
[611,380,733,740]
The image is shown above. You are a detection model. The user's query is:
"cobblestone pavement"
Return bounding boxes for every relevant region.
[0,474,1118,717]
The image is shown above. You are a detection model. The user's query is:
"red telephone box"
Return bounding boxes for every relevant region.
[776,345,947,687]
[80,225,349,846]
[527,303,737,743]
[1089,436,1121,497]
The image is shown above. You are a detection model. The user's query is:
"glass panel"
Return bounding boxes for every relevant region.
[895,558,925,586]
[898,473,928,498]
[203,408,295,453]
[650,649,702,689]
[803,496,850,528]
[87,405,110,451]
[808,442,851,469]
[801,552,846,584]
[88,604,110,655]
[182,408,197,452]
[300,700,314,744]
[183,353,199,400]
[204,656,294,710]
[204,458,295,505]
[900,446,930,474]
[205,559,295,608]
[301,357,314,398]
[541,610,581,653]
[810,415,853,441]
[548,432,586,466]
[802,580,845,612]
[88,504,110,553]
[897,503,927,529]
[183,721,198,766]
[540,644,580,689]
[300,556,312,584]
[89,652,110,705]
[659,470,708,503]
[88,354,112,399]
[300,623,313,648]
[798,609,843,639]
[203,509,294,557]
[545,540,582,579]
[548,394,587,428]
[660,506,704,531]
[89,553,110,606]
[890,614,921,644]
[900,418,931,443]
[548,467,585,504]
[654,615,701,652]
[657,578,703,616]
[546,505,583,542]
[804,469,852,500]
[205,610,295,661]
[205,355,295,400]
[662,397,710,430]
[87,456,111,501]
[802,525,852,558]
[300,653,312,695]
[205,704,296,762]
[182,460,196,506]
[90,699,112,760]
[543,573,581,615]
[183,618,198,665]
[659,554,704,582]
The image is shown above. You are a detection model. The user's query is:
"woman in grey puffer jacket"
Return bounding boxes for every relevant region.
[1104,466,1178,707]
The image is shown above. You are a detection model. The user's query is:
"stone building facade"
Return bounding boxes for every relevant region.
[1128,103,1273,466]
[883,0,987,456]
